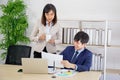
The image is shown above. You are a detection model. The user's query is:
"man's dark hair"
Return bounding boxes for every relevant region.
[41,3,57,26]
[74,31,89,44]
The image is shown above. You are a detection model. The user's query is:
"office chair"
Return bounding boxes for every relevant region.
[5,45,31,65]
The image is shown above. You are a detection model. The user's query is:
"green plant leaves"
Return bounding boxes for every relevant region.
[2,0,25,16]
[0,0,30,59]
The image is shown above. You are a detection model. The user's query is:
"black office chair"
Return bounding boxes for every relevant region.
[5,45,31,65]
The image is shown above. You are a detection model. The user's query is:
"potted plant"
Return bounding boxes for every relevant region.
[0,0,30,60]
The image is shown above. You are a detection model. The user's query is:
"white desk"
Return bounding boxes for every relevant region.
[0,64,101,80]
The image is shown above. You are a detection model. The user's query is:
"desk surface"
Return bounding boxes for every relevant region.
[0,64,101,80]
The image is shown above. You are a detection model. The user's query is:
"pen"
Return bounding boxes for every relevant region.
[53,61,55,71]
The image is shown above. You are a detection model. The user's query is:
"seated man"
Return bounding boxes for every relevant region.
[60,31,92,72]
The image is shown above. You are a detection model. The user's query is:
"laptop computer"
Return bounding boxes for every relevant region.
[21,58,55,74]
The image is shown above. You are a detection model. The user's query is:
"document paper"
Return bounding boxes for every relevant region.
[42,52,63,68]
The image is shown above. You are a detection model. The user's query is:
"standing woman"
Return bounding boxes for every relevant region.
[30,4,62,58]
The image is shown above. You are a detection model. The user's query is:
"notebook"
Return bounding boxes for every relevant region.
[21,58,55,74]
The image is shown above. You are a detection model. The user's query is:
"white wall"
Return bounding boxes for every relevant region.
[0,0,8,15]
[52,0,120,20]
[0,0,8,64]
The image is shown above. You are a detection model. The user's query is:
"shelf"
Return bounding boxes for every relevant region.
[87,45,104,47]
[59,44,73,46]
[107,45,120,47]
[106,69,120,74]
[58,19,106,22]
[60,44,120,48]
[60,44,105,46]
[87,45,120,47]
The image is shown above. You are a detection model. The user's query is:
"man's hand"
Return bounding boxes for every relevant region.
[61,60,76,69]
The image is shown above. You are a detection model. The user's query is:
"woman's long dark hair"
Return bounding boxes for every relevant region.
[41,4,57,26]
